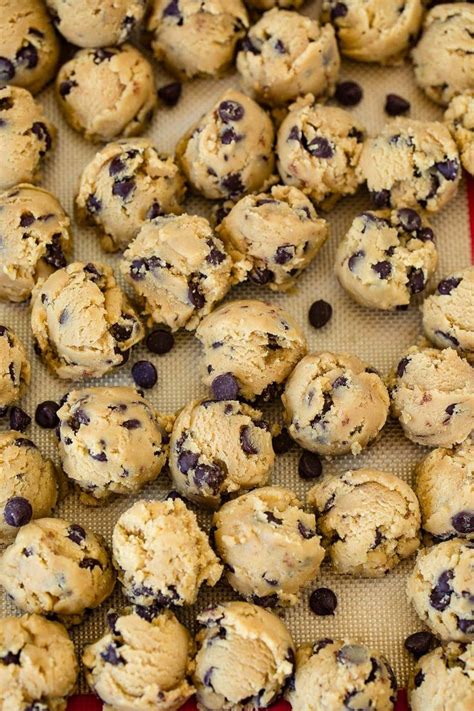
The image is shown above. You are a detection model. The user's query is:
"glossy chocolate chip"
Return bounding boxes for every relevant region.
[348,250,364,272]
[221,172,244,196]
[458,618,474,634]
[371,189,391,208]
[221,126,242,144]
[131,361,157,389]
[188,280,205,309]
[298,451,322,480]
[408,267,425,294]
[218,100,245,123]
[16,43,38,68]
[9,407,31,432]
[404,631,436,659]
[4,496,32,527]
[212,373,239,401]
[44,233,67,269]
[437,276,462,295]
[0,58,15,80]
[146,201,163,220]
[163,0,182,19]
[309,300,332,328]
[385,94,410,116]
[158,81,182,107]
[193,463,225,494]
[264,510,283,525]
[100,643,125,665]
[35,401,59,429]
[86,194,102,214]
[240,425,258,455]
[435,160,458,181]
[331,2,348,20]
[397,356,410,378]
[272,428,293,455]
[109,156,125,176]
[451,510,474,534]
[335,80,363,106]
[79,557,102,570]
[93,49,114,64]
[31,122,51,153]
[250,267,273,284]
[298,521,316,539]
[372,261,392,279]
[112,178,135,200]
[309,588,337,616]
[397,208,421,232]
[0,650,20,665]
[414,670,424,688]
[146,329,174,355]
[313,638,333,654]
[251,593,279,608]
[68,524,86,545]
[429,569,454,611]
[177,450,199,473]
[307,136,333,159]
[274,244,295,265]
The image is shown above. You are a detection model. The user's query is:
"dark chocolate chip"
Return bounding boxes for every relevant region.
[272,428,293,455]
[93,49,114,63]
[371,189,391,208]
[9,407,31,432]
[59,80,77,97]
[404,631,436,659]
[31,122,51,153]
[434,159,459,181]
[397,208,421,232]
[240,425,258,455]
[458,618,474,634]
[249,267,274,284]
[331,2,348,20]
[146,329,174,355]
[218,100,245,123]
[44,234,67,269]
[0,58,15,81]
[438,277,462,295]
[131,361,157,389]
[193,463,225,495]
[162,0,182,20]
[414,670,424,688]
[335,80,363,106]
[385,94,410,116]
[109,156,125,176]
[274,244,295,265]
[112,178,135,200]
[451,510,474,534]
[158,81,182,107]
[307,136,333,159]
[397,356,410,378]
[16,43,38,68]
[298,451,322,480]
[146,201,163,220]
[100,644,125,666]
[308,299,332,328]
[298,521,316,539]
[313,638,333,654]
[221,172,244,196]
[20,212,35,228]
[211,373,239,400]
[429,569,454,611]
[86,194,102,214]
[348,250,364,272]
[106,610,119,633]
[408,267,425,294]
[4,496,32,527]
[188,280,205,309]
[68,524,86,545]
[79,557,102,570]
[35,401,59,429]
[264,510,283,525]
[177,450,199,474]
[0,650,20,665]
[372,261,392,279]
[221,126,242,144]
[251,593,279,608]
[309,588,337,616]
[435,330,459,347]
[240,35,261,54]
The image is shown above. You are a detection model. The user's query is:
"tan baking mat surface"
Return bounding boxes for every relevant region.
[0,0,472,693]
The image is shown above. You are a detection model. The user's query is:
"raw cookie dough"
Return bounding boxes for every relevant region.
[120,214,232,332]
[112,498,222,609]
[55,45,157,143]
[46,0,147,48]
[287,639,397,710]
[0,613,78,711]
[247,0,303,9]
[213,486,324,606]
[445,91,474,176]
[176,89,275,200]
[277,100,365,208]
[196,299,307,402]
[0,183,72,302]
[0,517,115,621]
[307,468,420,576]
[422,267,474,357]
[0,86,56,192]
[83,609,195,711]
[412,3,474,106]
[321,0,423,64]
[407,538,474,641]
[335,208,437,310]
[76,138,186,253]
[217,185,329,292]
[0,431,58,544]
[415,439,474,541]
[236,9,340,107]
[147,0,248,80]
[282,352,389,456]
[57,387,171,504]
[408,642,474,711]
[388,346,474,448]
[194,601,295,710]
[169,398,274,506]
[0,0,59,95]
[31,261,144,380]
[0,325,30,409]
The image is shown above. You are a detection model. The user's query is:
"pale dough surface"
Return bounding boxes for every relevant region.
[445,91,474,176]
[408,642,474,711]
[0,325,30,408]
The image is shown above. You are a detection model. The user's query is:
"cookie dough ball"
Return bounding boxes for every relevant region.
[196,299,307,402]
[415,440,474,541]
[335,209,437,311]
[0,0,59,95]
[282,352,389,456]
[31,261,144,380]
[0,518,115,621]
[194,601,295,710]
[57,387,171,504]
[176,90,275,200]
[217,185,329,292]
[55,45,157,143]
[83,609,195,711]
[170,398,274,506]
[445,92,474,176]
[0,614,78,711]
[407,538,474,641]
[76,139,186,253]
[121,215,232,332]
[46,0,146,48]
[0,326,30,409]
[247,0,303,9]
[287,639,397,710]
[0,432,58,545]
[277,100,365,208]
[112,498,222,609]
[358,118,461,213]
[388,346,474,448]
[0,86,56,192]
[213,486,324,606]
[409,642,474,711]
[237,10,340,107]
[422,268,474,357]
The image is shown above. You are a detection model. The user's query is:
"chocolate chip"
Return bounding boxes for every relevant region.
[31,122,51,154]
[4,497,32,527]
[166,490,183,501]
[14,438,36,448]
[430,569,454,611]
[408,267,425,294]
[414,670,424,688]
[372,261,392,279]
[451,510,474,534]
[307,136,333,159]
[458,618,474,634]
[272,428,293,455]
[188,280,205,309]
[288,125,301,142]
[275,244,295,265]
[35,401,59,429]
[348,250,364,272]
[404,631,436,659]
[397,356,410,378]
[298,451,322,480]
[59,80,77,97]
[258,382,280,403]
[240,35,261,54]
[435,330,459,347]
[0,651,20,665]
[221,172,244,196]
[146,329,174,355]
[331,2,348,20]
[131,361,157,389]
[100,644,125,666]
[371,189,391,208]
[109,156,125,176]
[221,126,242,144]
[90,450,107,462]
[218,100,245,123]
[332,376,348,388]
[86,194,102,214]
[146,201,163,220]
[203,667,215,687]
[264,510,283,525]
[158,81,182,106]
[44,234,67,269]
[177,451,199,473]
[193,463,225,494]
[240,425,258,455]
[67,524,86,545]
[444,403,457,422]
[435,159,459,181]
[79,557,102,570]
[397,208,421,232]
[0,58,15,81]
[438,276,462,295]
[298,521,316,539]
[9,407,31,432]
[251,593,279,608]
[250,267,273,284]
[93,49,114,63]
[309,299,332,328]
[16,43,38,68]
[68,408,90,433]
[206,239,226,265]
[106,610,119,633]
[162,0,182,20]
[112,178,135,200]
[385,94,410,116]
[309,588,337,616]
[417,227,434,242]
[335,80,363,106]
[20,212,35,228]
[211,373,239,400]
[313,639,333,654]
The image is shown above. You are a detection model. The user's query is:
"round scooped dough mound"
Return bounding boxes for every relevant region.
[213,486,324,606]
[287,638,397,710]
[237,9,340,107]
[121,214,232,332]
[217,185,329,292]
[176,89,275,200]
[307,469,420,577]
[388,346,474,448]
[422,267,474,357]
[335,208,437,311]
[0,432,58,545]
[0,325,30,409]
[148,0,248,80]
[169,398,274,506]
[112,498,223,609]
[0,614,78,711]
[357,118,461,213]
[55,45,157,143]
[0,0,60,95]
[57,387,172,504]
[0,517,115,621]
[196,299,307,402]
[76,139,186,253]
[31,261,144,380]
[277,100,365,207]
[46,0,147,48]
[445,91,474,176]
[415,439,474,541]
[408,642,474,711]
[194,601,295,710]
[412,3,474,106]
[407,538,474,642]
[0,86,56,192]
[83,609,195,711]
[247,0,303,9]
[282,352,389,456]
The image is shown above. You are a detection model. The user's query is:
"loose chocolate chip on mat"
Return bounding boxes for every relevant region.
[385,94,410,116]
[211,372,239,401]
[4,496,32,528]
[309,587,338,616]
[158,81,182,107]
[404,631,436,659]
[298,451,322,480]
[309,300,332,329]
[131,361,157,389]
[272,428,293,455]
[35,400,60,429]
[335,81,363,106]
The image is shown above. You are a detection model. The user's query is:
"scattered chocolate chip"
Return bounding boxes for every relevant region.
[218,100,245,123]
[385,94,410,116]
[0,650,20,665]
[100,644,125,666]
[371,189,391,208]
[9,406,31,432]
[335,80,363,106]
[178,450,199,474]
[414,670,424,688]
[193,463,225,495]
[250,267,273,284]
[158,81,182,107]
[131,361,157,389]
[221,126,242,144]
[272,428,293,455]
[35,400,59,429]
[44,234,67,269]
[106,610,119,633]
[16,43,38,68]
[31,122,51,153]
[309,588,337,616]
[146,201,163,220]
[307,136,333,159]
[331,2,348,20]
[86,194,102,214]
[435,159,458,181]
[188,280,205,309]
[93,49,114,63]
[162,0,182,19]
[240,425,258,455]
[0,58,15,81]
[112,178,135,200]
[404,631,436,659]
[109,156,125,176]
[372,261,392,279]
[221,172,244,196]
[20,212,35,228]
[309,299,332,328]
[298,521,316,539]
[4,496,32,528]
[451,510,474,534]
[251,593,279,608]
[211,372,239,400]
[408,267,425,294]
[435,330,459,347]
[59,80,77,97]
[438,276,462,295]
[67,524,86,545]
[264,510,283,525]
[298,451,322,480]
[348,250,364,272]
[397,356,410,378]
[145,329,174,355]
[275,244,295,265]
[429,569,454,611]
[397,208,421,232]
[313,639,333,654]
[79,557,102,571]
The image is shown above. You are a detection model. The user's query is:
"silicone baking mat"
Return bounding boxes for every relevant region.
[0,0,473,707]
